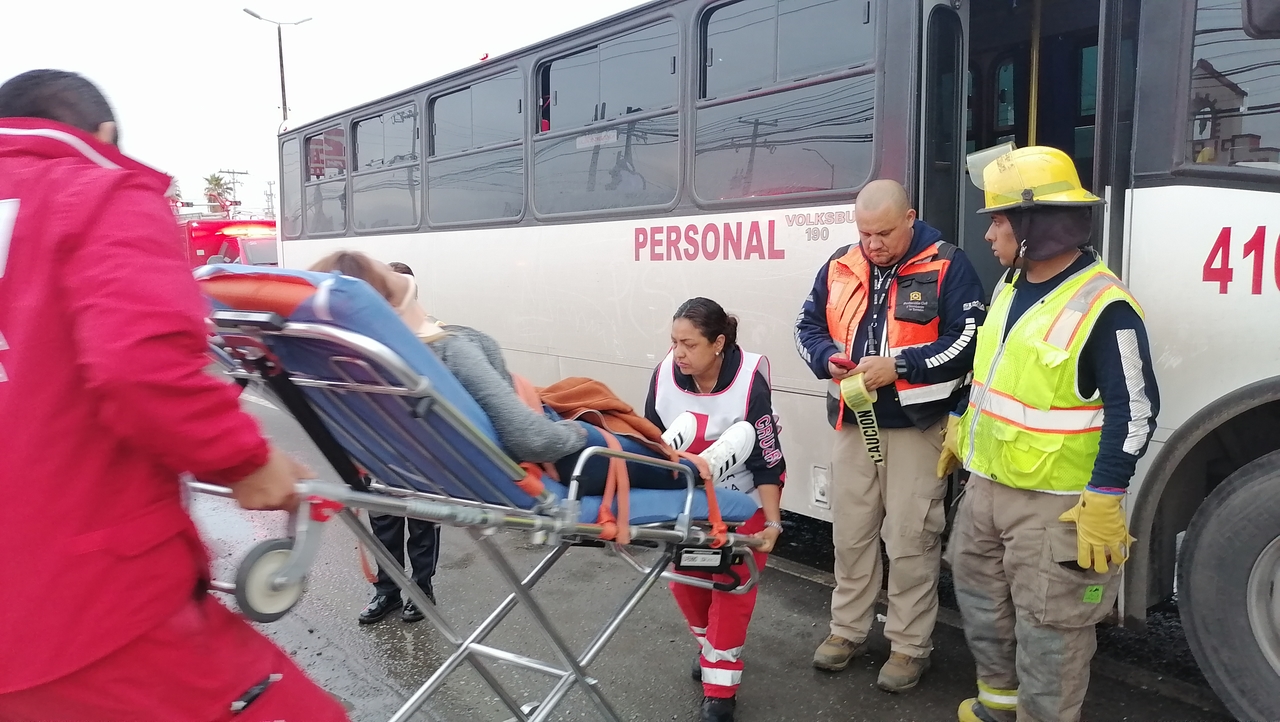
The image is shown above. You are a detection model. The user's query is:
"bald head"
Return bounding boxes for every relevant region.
[857,179,913,216]
[855,179,917,267]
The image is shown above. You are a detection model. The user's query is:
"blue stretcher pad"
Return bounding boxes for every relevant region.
[198,264,758,525]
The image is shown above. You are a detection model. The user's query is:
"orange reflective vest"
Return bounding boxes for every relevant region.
[825,242,966,416]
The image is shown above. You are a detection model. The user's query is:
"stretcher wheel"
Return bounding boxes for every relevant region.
[235,538,305,623]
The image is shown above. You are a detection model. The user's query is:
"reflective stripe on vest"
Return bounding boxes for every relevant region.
[654,349,766,499]
[968,380,1103,433]
[957,262,1143,494]
[824,242,963,410]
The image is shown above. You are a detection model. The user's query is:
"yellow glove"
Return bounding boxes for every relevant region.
[936,413,962,479]
[1057,487,1135,573]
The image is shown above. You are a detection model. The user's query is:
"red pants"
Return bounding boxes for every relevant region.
[0,592,348,722]
[670,510,767,699]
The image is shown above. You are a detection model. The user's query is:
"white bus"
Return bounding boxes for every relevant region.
[274,0,1280,716]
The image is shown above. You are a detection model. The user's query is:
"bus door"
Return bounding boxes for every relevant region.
[918,0,1116,299]
[917,0,968,273]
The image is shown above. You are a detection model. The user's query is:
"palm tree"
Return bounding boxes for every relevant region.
[204,174,231,199]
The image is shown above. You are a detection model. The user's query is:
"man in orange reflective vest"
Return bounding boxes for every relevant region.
[795,179,987,692]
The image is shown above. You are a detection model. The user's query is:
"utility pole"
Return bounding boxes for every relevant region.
[264,180,276,219]
[218,169,249,218]
[738,119,777,198]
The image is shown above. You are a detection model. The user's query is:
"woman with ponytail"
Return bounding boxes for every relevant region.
[643,298,787,722]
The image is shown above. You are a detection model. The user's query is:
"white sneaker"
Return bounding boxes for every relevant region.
[662,411,699,452]
[697,421,756,484]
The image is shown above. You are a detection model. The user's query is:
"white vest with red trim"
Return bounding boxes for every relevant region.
[654,349,767,500]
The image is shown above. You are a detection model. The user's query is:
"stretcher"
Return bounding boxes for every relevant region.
[189,265,764,722]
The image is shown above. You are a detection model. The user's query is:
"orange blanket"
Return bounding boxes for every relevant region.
[535,377,678,462]
[509,374,729,546]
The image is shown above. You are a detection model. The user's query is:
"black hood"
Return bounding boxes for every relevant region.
[1007,207,1094,261]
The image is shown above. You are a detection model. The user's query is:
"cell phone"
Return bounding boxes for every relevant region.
[830,356,858,371]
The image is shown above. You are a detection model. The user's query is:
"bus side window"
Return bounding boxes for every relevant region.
[993,56,1018,146]
[538,65,552,132]
[1187,0,1280,171]
[280,138,302,239]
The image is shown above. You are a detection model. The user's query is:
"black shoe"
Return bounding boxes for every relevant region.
[699,696,736,722]
[691,654,702,681]
[358,593,402,625]
[401,590,435,623]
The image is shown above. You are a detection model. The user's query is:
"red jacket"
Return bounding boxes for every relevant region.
[0,119,269,692]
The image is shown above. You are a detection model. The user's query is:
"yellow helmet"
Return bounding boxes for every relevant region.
[971,145,1102,214]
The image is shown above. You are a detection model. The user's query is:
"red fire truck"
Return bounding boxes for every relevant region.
[180,219,278,268]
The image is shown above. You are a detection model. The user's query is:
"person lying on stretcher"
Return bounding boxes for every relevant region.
[307,251,755,496]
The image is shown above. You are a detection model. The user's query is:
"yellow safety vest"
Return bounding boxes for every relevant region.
[957,261,1142,493]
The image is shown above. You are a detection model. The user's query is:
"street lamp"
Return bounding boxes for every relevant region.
[244,8,311,122]
[803,147,836,190]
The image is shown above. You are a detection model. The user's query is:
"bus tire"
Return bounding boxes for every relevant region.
[1179,449,1280,722]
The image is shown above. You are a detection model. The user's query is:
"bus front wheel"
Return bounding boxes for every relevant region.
[1179,449,1280,722]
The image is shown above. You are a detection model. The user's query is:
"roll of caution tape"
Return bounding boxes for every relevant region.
[840,374,885,466]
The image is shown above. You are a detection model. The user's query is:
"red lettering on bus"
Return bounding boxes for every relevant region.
[724,222,743,260]
[631,220,784,261]
[702,223,720,259]
[666,225,683,261]
[745,221,765,259]
[767,220,785,259]
[684,224,700,260]
[650,226,664,262]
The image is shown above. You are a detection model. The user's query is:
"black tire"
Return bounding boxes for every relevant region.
[1179,449,1280,722]
[234,538,306,623]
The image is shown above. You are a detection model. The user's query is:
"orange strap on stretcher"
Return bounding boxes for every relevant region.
[676,451,729,548]
[592,430,632,545]
[356,510,379,584]
[511,374,553,498]
[508,372,727,548]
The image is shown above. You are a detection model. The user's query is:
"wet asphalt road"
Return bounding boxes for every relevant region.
[195,390,1233,722]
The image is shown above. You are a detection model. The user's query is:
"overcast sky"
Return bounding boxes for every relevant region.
[4,0,645,216]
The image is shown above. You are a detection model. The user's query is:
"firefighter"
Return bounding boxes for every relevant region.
[941,146,1160,722]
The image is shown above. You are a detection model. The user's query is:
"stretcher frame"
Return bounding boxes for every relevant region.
[196,310,763,722]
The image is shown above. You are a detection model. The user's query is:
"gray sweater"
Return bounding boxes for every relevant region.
[428,326,586,462]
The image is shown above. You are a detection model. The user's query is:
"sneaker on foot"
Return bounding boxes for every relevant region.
[698,421,755,484]
[812,634,868,671]
[662,411,700,452]
[877,652,931,692]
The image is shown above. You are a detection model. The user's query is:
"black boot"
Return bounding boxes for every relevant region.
[358,593,402,624]
[691,654,702,681]
[401,589,436,623]
[699,695,736,722]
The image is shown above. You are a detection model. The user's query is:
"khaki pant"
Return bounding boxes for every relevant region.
[829,419,945,657]
[948,475,1121,722]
